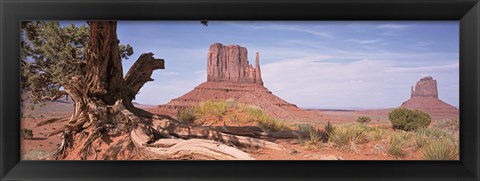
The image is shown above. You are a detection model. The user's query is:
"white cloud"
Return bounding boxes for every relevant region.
[415,41,434,47]
[378,24,410,29]
[386,63,458,73]
[261,57,458,109]
[161,71,180,76]
[347,39,382,44]
[225,22,333,38]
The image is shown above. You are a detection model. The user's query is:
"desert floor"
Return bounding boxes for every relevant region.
[20,100,457,160]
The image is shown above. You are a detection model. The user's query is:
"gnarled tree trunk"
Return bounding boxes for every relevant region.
[47,21,283,160]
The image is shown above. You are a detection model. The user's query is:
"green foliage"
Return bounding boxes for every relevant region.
[414,127,454,148]
[176,109,195,124]
[432,119,459,134]
[370,126,386,140]
[256,114,288,133]
[297,124,323,149]
[193,100,229,118]
[190,99,289,132]
[21,21,134,103]
[356,116,372,124]
[328,123,369,152]
[388,133,406,157]
[421,137,459,160]
[324,121,335,137]
[388,108,431,131]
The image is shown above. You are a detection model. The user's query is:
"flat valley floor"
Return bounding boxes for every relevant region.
[20,99,459,160]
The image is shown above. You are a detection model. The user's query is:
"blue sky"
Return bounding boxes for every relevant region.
[63,21,459,109]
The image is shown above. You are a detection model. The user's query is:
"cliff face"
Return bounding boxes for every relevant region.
[410,76,438,98]
[401,76,458,119]
[207,43,263,85]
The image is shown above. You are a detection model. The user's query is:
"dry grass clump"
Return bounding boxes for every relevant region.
[355,116,372,125]
[388,131,415,157]
[176,109,195,124]
[388,133,407,157]
[413,127,459,160]
[420,137,459,160]
[193,99,232,118]
[328,123,369,152]
[370,126,386,140]
[297,124,323,149]
[432,119,459,134]
[386,127,459,160]
[187,99,288,132]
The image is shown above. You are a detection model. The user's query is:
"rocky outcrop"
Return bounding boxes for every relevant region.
[207,43,263,85]
[158,82,304,119]
[410,76,438,98]
[401,76,458,119]
[158,43,321,121]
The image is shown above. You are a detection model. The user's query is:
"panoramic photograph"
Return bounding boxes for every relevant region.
[20,21,459,160]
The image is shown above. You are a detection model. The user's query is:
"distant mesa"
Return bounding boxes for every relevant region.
[158,43,320,120]
[400,76,458,119]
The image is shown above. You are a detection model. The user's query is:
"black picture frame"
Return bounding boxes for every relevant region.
[1,0,479,180]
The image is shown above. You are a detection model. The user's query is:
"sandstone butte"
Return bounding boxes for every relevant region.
[400,76,459,119]
[158,43,322,120]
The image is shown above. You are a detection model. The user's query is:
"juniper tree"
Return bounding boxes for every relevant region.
[22,21,282,160]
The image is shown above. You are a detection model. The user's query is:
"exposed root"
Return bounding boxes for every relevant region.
[36,116,70,127]
[52,130,74,159]
[49,101,284,160]
[131,128,254,160]
[150,118,285,151]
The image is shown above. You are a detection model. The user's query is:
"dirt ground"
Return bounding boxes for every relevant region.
[20,100,454,160]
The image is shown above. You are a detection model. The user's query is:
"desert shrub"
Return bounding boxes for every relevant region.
[433,119,459,134]
[257,114,288,132]
[20,128,33,139]
[370,126,386,140]
[414,127,454,148]
[356,116,372,125]
[237,105,289,132]
[176,109,195,124]
[243,106,264,120]
[193,100,229,118]
[324,121,335,137]
[388,108,431,131]
[297,124,323,149]
[417,127,452,140]
[328,123,369,151]
[192,100,289,132]
[421,137,459,160]
[388,133,406,157]
[225,98,238,109]
[414,134,430,148]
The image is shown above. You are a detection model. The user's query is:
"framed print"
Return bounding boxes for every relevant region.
[1,0,479,180]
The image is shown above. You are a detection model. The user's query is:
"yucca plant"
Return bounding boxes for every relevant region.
[298,124,323,149]
[328,123,368,152]
[324,121,335,138]
[421,138,459,160]
[370,126,386,140]
[388,133,406,157]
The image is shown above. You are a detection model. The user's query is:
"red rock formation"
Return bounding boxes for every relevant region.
[401,76,458,119]
[158,43,320,121]
[207,43,263,85]
[410,76,438,98]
